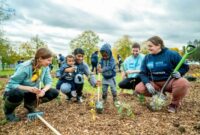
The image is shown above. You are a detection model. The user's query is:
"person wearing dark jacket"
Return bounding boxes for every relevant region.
[58,54,65,68]
[98,43,118,103]
[135,36,189,113]
[61,48,100,103]
[91,51,99,74]
[117,54,122,72]
[56,55,77,100]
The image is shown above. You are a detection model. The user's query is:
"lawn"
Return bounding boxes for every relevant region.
[0,69,15,77]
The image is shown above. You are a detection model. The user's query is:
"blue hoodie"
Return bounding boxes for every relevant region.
[140,48,189,84]
[100,43,116,79]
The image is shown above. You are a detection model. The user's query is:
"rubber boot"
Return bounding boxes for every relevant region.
[113,95,120,106]
[3,99,21,122]
[102,94,107,104]
[24,100,37,113]
[40,97,50,103]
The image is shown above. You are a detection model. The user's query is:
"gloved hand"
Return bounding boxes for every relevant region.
[172,71,181,79]
[145,83,156,95]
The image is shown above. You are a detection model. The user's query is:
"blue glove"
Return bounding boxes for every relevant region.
[172,71,181,79]
[145,83,156,95]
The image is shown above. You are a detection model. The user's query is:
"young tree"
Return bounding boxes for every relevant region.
[31,35,47,50]
[113,35,133,60]
[188,39,200,61]
[69,30,100,64]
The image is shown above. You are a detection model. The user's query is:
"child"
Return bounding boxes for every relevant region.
[56,55,77,100]
[98,43,118,103]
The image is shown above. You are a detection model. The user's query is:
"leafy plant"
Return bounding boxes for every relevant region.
[116,102,134,118]
[138,94,145,104]
[150,94,166,111]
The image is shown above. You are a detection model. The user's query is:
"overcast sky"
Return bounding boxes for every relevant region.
[2,0,200,55]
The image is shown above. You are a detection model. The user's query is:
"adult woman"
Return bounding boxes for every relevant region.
[135,36,189,113]
[3,48,59,122]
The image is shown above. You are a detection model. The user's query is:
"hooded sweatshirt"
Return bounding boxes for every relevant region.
[140,47,189,84]
[100,43,116,79]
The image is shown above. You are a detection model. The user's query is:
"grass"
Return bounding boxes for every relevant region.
[82,73,132,94]
[0,68,133,95]
[0,69,15,77]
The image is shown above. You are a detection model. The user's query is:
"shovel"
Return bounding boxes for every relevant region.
[95,73,104,113]
[150,45,196,111]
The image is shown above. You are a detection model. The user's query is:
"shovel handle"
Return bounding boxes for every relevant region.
[174,45,196,72]
[97,73,101,101]
[160,45,196,94]
[185,45,196,55]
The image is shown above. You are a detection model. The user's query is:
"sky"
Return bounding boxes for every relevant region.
[2,0,200,55]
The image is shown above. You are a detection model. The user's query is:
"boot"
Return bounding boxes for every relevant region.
[24,100,37,113]
[3,99,21,122]
[40,97,50,103]
[102,94,107,103]
[113,95,120,106]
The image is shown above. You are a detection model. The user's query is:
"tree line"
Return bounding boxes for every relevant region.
[0,1,199,71]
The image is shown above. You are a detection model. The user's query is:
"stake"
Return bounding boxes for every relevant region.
[97,73,100,102]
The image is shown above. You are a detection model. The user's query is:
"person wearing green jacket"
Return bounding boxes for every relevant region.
[3,48,59,122]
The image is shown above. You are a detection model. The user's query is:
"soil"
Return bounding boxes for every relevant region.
[0,65,200,135]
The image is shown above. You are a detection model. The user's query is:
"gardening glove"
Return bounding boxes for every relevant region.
[145,83,156,95]
[172,71,181,79]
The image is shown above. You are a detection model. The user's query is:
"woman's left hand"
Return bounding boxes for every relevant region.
[37,90,45,97]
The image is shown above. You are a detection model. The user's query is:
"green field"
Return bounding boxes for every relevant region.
[0,68,132,95]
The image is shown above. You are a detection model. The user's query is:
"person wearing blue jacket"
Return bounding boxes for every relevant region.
[91,51,99,74]
[63,48,99,103]
[56,55,77,100]
[3,48,59,122]
[118,43,145,92]
[98,43,118,103]
[135,36,190,113]
[58,54,65,68]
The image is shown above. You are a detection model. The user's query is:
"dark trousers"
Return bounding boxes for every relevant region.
[118,77,141,90]
[118,62,122,72]
[91,62,98,74]
[4,88,59,107]
[75,83,84,97]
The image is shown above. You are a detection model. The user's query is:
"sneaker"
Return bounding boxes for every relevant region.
[71,91,77,97]
[66,96,72,102]
[77,96,83,103]
[167,104,178,113]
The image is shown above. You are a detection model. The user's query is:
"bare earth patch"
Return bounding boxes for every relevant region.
[0,65,200,135]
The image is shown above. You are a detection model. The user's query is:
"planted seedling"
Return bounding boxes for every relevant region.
[138,94,145,104]
[149,94,166,111]
[116,102,134,118]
